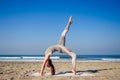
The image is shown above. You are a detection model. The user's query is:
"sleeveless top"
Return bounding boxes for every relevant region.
[45,45,64,55]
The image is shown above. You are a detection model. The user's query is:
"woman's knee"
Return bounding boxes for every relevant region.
[71,52,76,60]
[62,29,68,36]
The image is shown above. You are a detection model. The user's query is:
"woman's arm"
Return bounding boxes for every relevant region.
[40,53,50,76]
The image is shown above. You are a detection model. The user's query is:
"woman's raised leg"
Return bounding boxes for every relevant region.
[58,16,72,46]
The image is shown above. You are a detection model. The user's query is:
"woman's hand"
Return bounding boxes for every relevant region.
[40,72,46,76]
[40,72,44,76]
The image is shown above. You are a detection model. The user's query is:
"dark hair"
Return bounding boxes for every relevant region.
[47,59,55,75]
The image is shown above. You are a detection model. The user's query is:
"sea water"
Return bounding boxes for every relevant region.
[0,54,120,62]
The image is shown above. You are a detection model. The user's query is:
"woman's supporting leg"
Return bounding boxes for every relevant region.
[58,45,76,75]
[58,16,72,46]
[70,52,76,75]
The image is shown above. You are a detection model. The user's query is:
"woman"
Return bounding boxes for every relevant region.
[40,16,76,76]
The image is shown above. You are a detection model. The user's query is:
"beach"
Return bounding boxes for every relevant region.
[0,62,120,80]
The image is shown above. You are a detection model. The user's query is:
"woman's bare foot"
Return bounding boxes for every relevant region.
[69,16,72,24]
[72,69,76,76]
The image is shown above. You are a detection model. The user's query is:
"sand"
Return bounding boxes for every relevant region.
[0,61,120,80]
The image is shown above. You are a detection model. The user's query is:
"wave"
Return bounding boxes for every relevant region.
[22,56,60,60]
[0,57,21,60]
[21,56,44,59]
[0,55,120,62]
[102,58,120,62]
[0,56,60,60]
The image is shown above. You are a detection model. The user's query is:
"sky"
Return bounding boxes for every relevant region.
[0,0,120,55]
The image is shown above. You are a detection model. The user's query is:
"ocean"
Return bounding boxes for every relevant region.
[0,54,120,62]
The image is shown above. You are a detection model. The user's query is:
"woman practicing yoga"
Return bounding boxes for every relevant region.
[40,16,76,76]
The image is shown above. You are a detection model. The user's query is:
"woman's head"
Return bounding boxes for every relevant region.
[46,59,55,75]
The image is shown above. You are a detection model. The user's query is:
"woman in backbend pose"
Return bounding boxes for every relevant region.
[40,16,76,76]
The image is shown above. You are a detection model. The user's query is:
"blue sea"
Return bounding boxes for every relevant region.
[0,54,120,62]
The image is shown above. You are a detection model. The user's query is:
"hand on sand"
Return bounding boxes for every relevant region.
[40,72,45,76]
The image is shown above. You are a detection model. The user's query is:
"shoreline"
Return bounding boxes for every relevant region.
[0,55,120,63]
[0,60,120,62]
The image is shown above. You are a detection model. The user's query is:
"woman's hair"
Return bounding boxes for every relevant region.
[47,59,55,75]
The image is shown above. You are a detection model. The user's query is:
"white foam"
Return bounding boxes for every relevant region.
[22,56,60,60]
[22,57,43,59]
[102,58,120,62]
[0,56,60,62]
[0,57,21,60]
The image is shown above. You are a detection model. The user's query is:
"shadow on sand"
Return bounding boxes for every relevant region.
[65,68,118,74]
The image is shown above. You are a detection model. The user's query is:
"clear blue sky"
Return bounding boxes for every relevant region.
[0,0,120,55]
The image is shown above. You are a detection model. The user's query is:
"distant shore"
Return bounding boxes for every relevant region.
[0,62,120,80]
